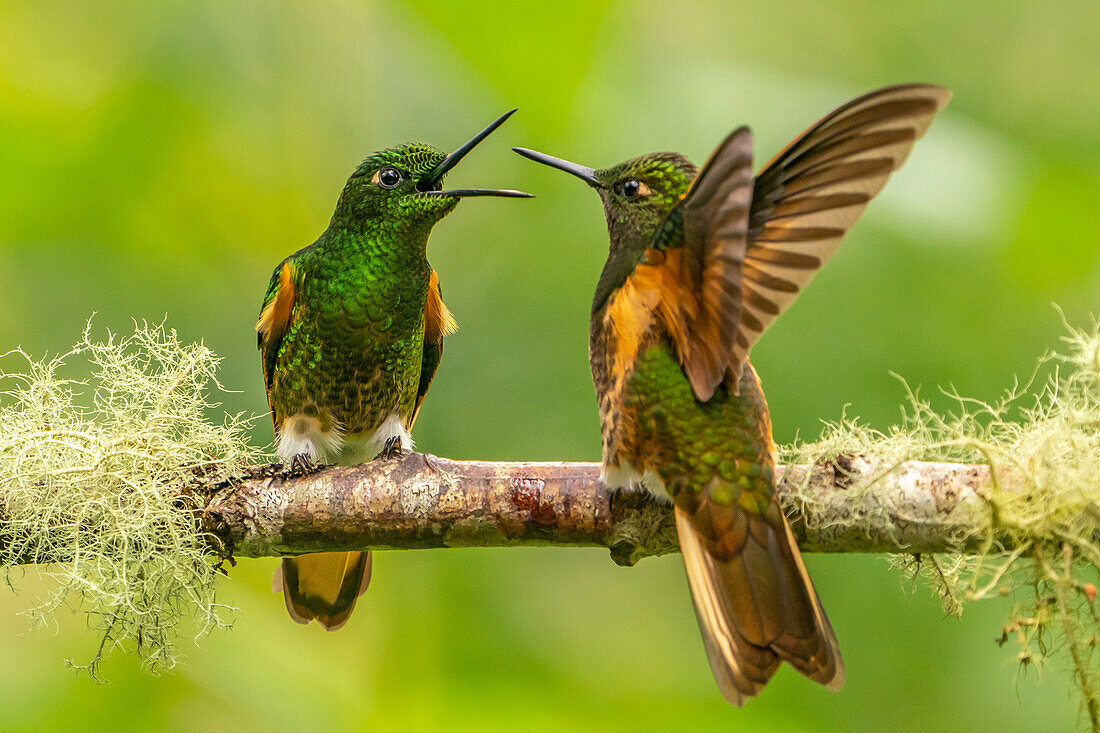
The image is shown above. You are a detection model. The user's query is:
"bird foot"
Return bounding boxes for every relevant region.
[373,435,405,461]
[288,452,318,476]
[607,485,622,513]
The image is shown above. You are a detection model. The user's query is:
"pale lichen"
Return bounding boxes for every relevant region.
[782,311,1100,729]
[0,320,258,678]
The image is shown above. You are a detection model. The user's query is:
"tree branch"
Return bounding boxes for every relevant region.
[201,452,1005,565]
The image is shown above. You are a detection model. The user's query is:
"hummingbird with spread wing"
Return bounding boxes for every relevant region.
[257,111,531,630]
[515,84,950,703]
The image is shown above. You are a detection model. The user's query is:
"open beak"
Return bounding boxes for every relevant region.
[512,147,603,188]
[417,109,534,199]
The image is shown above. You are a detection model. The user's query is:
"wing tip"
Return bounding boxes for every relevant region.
[867,81,952,105]
[689,378,718,403]
[909,81,952,101]
[715,125,754,154]
[715,682,748,707]
[823,664,846,691]
[898,82,952,117]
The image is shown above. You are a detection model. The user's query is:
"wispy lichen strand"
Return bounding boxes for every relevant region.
[0,321,258,677]
[783,312,1100,729]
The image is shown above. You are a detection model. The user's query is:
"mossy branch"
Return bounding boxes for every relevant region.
[4,315,1100,726]
[0,450,1009,566]
[193,453,1006,566]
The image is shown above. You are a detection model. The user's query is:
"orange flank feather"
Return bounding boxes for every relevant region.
[410,269,456,428]
[256,261,296,340]
[424,269,458,343]
[256,261,297,431]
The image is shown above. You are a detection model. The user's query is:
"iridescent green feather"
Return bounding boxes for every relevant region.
[624,341,773,510]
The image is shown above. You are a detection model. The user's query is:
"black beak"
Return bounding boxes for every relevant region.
[419,188,532,198]
[417,109,533,199]
[512,147,603,188]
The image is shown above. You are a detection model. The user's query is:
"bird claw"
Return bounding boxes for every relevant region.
[374,436,405,461]
[288,453,317,475]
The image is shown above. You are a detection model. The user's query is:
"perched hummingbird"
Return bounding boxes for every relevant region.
[257,110,531,630]
[516,84,950,703]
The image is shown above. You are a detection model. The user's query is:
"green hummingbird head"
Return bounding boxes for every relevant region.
[513,147,697,310]
[331,110,532,230]
[590,153,697,247]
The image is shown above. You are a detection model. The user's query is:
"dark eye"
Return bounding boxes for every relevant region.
[376,166,403,189]
[619,179,652,200]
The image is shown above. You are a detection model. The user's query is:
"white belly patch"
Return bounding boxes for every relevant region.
[277,411,412,466]
[337,413,414,465]
[600,458,671,503]
[277,414,345,463]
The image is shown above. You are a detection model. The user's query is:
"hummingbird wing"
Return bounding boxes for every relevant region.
[256,259,298,427]
[674,126,755,401]
[733,83,951,377]
[670,84,950,400]
[410,269,457,428]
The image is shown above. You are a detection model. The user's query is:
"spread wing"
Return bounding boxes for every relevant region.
[734,83,951,379]
[256,260,297,426]
[411,269,457,428]
[667,84,950,401]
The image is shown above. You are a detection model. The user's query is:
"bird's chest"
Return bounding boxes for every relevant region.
[273,275,428,430]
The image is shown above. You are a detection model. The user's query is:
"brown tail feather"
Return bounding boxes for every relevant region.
[273,551,373,631]
[675,503,843,705]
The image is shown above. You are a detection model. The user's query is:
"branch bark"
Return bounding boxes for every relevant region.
[202,452,1005,565]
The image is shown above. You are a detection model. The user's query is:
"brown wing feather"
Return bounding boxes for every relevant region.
[676,127,754,401]
[732,84,951,374]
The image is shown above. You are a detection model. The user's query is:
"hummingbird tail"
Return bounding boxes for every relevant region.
[273,551,373,631]
[674,504,844,705]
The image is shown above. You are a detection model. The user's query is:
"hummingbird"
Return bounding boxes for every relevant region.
[515,84,950,703]
[257,110,531,630]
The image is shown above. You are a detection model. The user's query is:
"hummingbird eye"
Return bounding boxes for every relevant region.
[619,179,651,201]
[373,166,404,189]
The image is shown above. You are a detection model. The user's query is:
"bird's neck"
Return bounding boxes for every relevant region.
[323,217,431,272]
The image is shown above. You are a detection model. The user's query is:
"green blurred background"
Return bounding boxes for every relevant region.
[2,1,1099,730]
